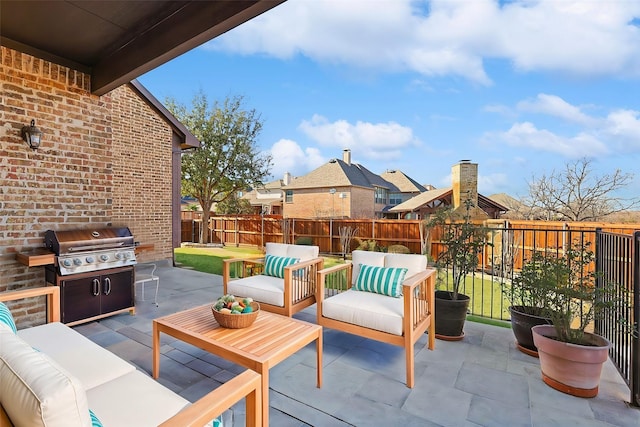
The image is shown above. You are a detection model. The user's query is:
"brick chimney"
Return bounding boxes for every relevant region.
[451,160,487,219]
[283,172,291,186]
[343,149,351,165]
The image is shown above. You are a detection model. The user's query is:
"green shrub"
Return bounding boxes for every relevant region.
[356,239,384,252]
[295,236,314,245]
[387,244,410,254]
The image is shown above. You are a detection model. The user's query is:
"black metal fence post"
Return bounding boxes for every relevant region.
[632,231,640,407]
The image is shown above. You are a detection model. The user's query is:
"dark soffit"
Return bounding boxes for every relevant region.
[0,0,285,95]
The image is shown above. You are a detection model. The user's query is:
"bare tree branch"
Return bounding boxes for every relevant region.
[524,158,640,221]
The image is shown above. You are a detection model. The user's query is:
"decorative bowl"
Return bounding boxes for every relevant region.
[211,297,260,329]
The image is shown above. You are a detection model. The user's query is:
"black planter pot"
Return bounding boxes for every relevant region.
[434,290,470,341]
[509,305,552,357]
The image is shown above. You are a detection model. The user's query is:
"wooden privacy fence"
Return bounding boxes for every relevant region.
[181,213,639,267]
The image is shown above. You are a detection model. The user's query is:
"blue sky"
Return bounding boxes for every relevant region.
[139,0,640,200]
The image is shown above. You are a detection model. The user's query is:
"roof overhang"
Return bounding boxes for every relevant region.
[1,1,285,95]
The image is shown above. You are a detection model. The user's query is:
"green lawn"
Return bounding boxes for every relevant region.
[174,246,344,276]
[436,271,511,320]
[174,246,263,275]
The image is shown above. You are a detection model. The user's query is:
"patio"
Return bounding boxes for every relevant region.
[73,262,637,427]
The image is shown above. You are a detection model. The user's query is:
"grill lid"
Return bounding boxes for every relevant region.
[45,227,134,255]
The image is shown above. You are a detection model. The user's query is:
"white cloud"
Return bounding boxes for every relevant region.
[298,114,418,160]
[490,122,609,157]
[490,95,640,156]
[517,94,595,125]
[206,0,640,83]
[269,139,325,179]
[604,109,640,149]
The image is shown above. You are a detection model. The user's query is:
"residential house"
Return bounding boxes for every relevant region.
[0,2,283,326]
[240,173,291,215]
[388,160,508,220]
[379,170,428,217]
[282,149,423,219]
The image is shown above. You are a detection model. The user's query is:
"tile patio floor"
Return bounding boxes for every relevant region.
[73,262,639,427]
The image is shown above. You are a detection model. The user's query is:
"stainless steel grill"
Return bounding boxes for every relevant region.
[45,227,137,275]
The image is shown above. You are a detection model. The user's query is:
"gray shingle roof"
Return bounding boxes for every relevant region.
[388,187,453,212]
[380,170,427,193]
[285,159,378,189]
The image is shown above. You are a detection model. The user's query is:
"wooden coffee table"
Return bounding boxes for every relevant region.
[152,305,322,426]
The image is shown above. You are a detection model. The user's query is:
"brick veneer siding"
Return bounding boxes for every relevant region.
[110,85,174,262]
[0,47,174,327]
[283,186,374,219]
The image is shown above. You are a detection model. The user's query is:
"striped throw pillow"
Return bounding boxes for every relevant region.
[89,409,103,427]
[354,264,408,298]
[264,254,299,278]
[0,302,17,333]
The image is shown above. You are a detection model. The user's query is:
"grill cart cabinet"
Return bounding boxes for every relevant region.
[46,266,135,325]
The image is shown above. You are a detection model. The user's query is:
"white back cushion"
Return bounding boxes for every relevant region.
[385,253,427,278]
[266,243,319,261]
[265,242,289,257]
[0,330,91,427]
[351,250,386,285]
[287,245,319,261]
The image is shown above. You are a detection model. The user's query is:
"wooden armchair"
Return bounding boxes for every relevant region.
[223,243,324,317]
[316,250,436,388]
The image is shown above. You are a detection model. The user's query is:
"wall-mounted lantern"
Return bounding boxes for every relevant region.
[21,119,43,150]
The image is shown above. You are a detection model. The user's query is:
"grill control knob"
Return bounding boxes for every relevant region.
[61,259,72,268]
[123,251,132,259]
[85,256,95,264]
[73,258,82,266]
[115,252,124,260]
[99,254,109,262]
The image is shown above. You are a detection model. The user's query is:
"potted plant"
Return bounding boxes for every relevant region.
[503,251,556,356]
[429,199,490,340]
[529,241,623,398]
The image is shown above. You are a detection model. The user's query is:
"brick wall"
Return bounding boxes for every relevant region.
[283,186,375,219]
[0,47,174,326]
[110,85,174,262]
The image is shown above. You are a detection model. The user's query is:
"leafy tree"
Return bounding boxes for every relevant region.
[524,158,639,221]
[167,93,271,243]
[216,194,254,215]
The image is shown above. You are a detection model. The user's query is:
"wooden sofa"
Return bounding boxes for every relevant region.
[223,242,324,317]
[316,250,436,388]
[0,286,261,427]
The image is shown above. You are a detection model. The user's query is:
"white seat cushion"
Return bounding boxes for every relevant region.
[226,274,285,307]
[322,289,403,335]
[0,330,92,427]
[18,322,135,390]
[87,370,189,427]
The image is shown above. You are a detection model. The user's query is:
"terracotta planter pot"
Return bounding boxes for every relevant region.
[434,291,470,341]
[509,306,553,357]
[532,325,611,398]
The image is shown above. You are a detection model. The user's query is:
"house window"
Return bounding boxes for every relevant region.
[389,193,403,205]
[374,187,388,204]
[285,190,293,203]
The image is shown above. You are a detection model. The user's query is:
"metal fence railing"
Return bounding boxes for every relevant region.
[596,229,639,407]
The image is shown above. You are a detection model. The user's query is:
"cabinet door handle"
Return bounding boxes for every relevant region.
[92,278,100,296]
[103,277,111,295]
